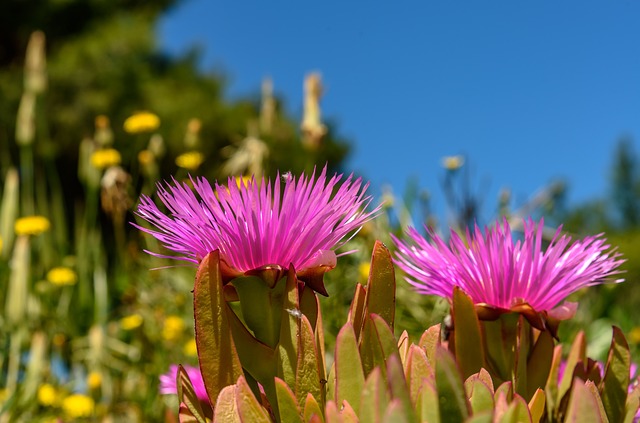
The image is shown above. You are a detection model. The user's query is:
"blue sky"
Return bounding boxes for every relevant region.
[159,1,640,223]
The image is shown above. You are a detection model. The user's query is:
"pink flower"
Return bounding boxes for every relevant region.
[159,364,209,403]
[392,218,624,326]
[135,167,377,294]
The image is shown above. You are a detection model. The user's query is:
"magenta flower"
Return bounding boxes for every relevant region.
[135,167,377,294]
[160,364,209,404]
[392,218,624,327]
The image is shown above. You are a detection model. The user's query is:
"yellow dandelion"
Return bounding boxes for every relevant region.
[175,151,204,170]
[183,338,197,357]
[87,371,102,390]
[358,262,371,282]
[123,111,160,134]
[90,148,121,169]
[15,215,50,236]
[162,315,185,341]
[120,314,143,330]
[0,388,8,403]
[37,383,58,407]
[46,267,77,286]
[138,149,155,166]
[0,235,3,254]
[441,155,464,171]
[630,327,640,344]
[52,333,66,347]
[61,394,94,418]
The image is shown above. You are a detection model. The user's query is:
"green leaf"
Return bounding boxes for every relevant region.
[463,412,493,423]
[494,382,513,403]
[387,354,416,423]
[235,375,272,422]
[405,344,434,405]
[482,313,519,385]
[624,383,640,423]
[176,365,208,423]
[233,274,287,348]
[360,367,390,423]
[275,377,302,423]
[360,316,387,377]
[382,399,410,423]
[527,389,545,423]
[601,326,631,423]
[303,393,324,423]
[296,315,322,410]
[526,330,554,400]
[585,381,609,423]
[363,240,396,329]
[324,400,340,423]
[213,385,240,423]
[565,379,605,423]
[334,322,365,414]
[371,314,399,359]
[464,374,494,414]
[544,345,563,416]
[513,316,532,399]
[347,283,367,341]
[193,251,243,405]
[435,347,470,422]
[277,267,301,391]
[398,330,410,367]
[499,395,532,423]
[559,331,586,402]
[451,287,485,380]
[419,324,441,366]
[416,379,440,423]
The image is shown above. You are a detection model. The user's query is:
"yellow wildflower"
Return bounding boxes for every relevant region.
[175,151,204,170]
[87,371,102,390]
[37,383,58,406]
[15,215,50,236]
[123,111,160,134]
[138,149,155,166]
[183,338,197,357]
[163,315,185,341]
[187,118,202,134]
[0,389,8,403]
[0,235,3,254]
[358,262,371,282]
[90,148,121,169]
[46,267,77,286]
[630,327,640,344]
[120,314,143,330]
[441,155,464,171]
[62,394,94,418]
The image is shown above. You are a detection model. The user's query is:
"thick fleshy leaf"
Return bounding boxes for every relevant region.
[451,287,485,379]
[275,377,302,423]
[233,275,287,348]
[482,313,520,385]
[360,368,390,423]
[340,401,359,423]
[213,385,241,423]
[382,399,410,423]
[494,382,514,403]
[624,383,640,423]
[499,395,532,423]
[463,412,493,423]
[526,330,554,400]
[416,379,440,423]
[398,330,410,367]
[544,345,563,416]
[360,316,387,377]
[528,389,546,423]
[585,381,608,422]
[435,347,470,421]
[194,251,243,405]
[363,240,396,329]
[277,267,301,391]
[324,400,339,423]
[464,375,494,414]
[386,354,416,422]
[303,393,324,423]
[559,331,586,401]
[371,314,399,359]
[296,315,322,410]
[176,365,208,423]
[334,323,365,414]
[513,316,532,399]
[405,344,434,405]
[347,283,367,341]
[235,376,271,422]
[565,379,605,423]
[601,326,631,423]
[419,324,441,366]
[179,403,200,423]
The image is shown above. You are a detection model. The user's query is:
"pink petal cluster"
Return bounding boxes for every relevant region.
[392,218,624,314]
[159,364,209,403]
[136,167,377,275]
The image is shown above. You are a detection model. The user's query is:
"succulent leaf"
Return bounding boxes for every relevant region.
[565,379,605,423]
[435,347,470,422]
[526,330,554,400]
[275,377,303,423]
[527,389,545,423]
[360,367,390,423]
[213,385,240,422]
[600,326,631,423]
[303,393,324,423]
[176,365,208,423]
[363,240,396,329]
[334,323,365,414]
[235,376,272,422]
[451,287,485,379]
[296,315,323,410]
